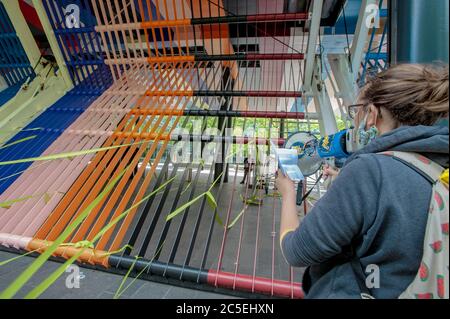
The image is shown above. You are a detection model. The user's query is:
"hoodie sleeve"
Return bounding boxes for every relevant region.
[281,155,382,267]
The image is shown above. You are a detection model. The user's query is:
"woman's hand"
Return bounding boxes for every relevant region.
[275,170,296,198]
[323,164,340,180]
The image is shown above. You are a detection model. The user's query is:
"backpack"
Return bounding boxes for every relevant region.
[351,151,449,299]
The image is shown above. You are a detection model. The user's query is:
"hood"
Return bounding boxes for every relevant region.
[346,125,449,168]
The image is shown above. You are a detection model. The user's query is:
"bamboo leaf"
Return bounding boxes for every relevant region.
[43,193,52,204]
[113,256,139,299]
[206,191,224,226]
[0,127,43,136]
[227,206,247,229]
[214,211,224,226]
[0,140,148,167]
[0,136,37,151]
[180,182,192,195]
[113,241,165,299]
[0,191,58,210]
[0,248,41,267]
[99,244,133,257]
[240,194,262,206]
[166,193,204,222]
[205,191,217,209]
[0,194,35,209]
[265,192,281,198]
[0,162,48,182]
[208,172,223,191]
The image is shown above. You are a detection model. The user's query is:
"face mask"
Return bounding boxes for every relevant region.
[346,113,379,153]
[435,116,449,127]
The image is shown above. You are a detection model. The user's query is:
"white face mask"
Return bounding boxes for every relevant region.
[346,113,379,153]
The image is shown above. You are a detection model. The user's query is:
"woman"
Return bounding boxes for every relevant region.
[276,64,449,298]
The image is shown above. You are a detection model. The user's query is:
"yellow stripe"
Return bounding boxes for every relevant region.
[440,169,449,186]
[279,229,296,246]
[279,229,297,264]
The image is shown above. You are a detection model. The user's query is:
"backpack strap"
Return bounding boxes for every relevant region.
[350,248,376,299]
[378,151,445,183]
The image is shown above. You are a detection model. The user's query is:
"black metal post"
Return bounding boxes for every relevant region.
[214,67,234,183]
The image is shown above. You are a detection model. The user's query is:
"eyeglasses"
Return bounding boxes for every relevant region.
[347,103,366,120]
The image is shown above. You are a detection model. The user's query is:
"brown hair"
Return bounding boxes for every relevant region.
[361,64,449,126]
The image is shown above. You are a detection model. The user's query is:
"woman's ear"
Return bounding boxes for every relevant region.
[365,104,379,129]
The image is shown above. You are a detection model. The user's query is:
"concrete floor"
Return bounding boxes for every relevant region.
[0,251,237,299]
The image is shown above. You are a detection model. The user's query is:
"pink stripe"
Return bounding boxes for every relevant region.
[0,233,32,250]
[0,73,142,237]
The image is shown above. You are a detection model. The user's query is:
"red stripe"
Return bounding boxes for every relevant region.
[240,111,305,119]
[246,53,304,61]
[246,13,309,22]
[207,270,304,299]
[19,0,43,32]
[246,91,302,98]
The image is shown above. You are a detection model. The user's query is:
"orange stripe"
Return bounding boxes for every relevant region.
[33,112,135,239]
[141,18,191,28]
[147,55,195,64]
[44,69,178,242]
[44,71,197,258]
[131,108,184,116]
[27,238,109,268]
[97,71,199,251]
[35,69,172,240]
[145,90,194,96]
[75,73,192,245]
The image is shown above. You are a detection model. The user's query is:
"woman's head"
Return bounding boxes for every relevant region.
[353,63,449,134]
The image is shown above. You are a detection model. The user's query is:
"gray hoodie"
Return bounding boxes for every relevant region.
[281,125,449,299]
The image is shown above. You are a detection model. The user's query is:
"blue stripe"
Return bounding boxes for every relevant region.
[0,2,34,89]
[0,83,21,107]
[0,1,114,193]
[0,88,101,194]
[43,0,113,89]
